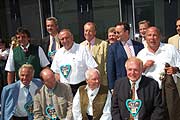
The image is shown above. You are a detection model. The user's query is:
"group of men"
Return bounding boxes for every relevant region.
[1,16,180,120]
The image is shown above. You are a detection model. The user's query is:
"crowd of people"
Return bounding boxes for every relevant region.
[0,16,180,120]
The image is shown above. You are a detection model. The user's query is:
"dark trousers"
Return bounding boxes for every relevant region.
[11,116,28,120]
[86,114,93,120]
[70,81,86,96]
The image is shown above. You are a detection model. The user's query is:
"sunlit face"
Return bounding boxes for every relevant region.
[126,60,142,82]
[145,27,160,51]
[19,67,33,86]
[84,24,96,42]
[115,25,129,41]
[86,71,100,90]
[108,32,117,44]
[41,70,56,89]
[59,31,73,50]
[16,33,30,47]
[176,20,180,35]
[139,23,149,38]
[46,20,58,35]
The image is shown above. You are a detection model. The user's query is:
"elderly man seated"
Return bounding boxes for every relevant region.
[72,68,112,120]
[1,64,43,120]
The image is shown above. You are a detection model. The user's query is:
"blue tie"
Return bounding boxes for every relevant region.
[25,85,32,102]
[51,37,56,52]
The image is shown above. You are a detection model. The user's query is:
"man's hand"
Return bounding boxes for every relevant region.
[143,60,155,72]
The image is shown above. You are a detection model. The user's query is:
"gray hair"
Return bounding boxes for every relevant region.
[85,68,100,80]
[18,64,35,77]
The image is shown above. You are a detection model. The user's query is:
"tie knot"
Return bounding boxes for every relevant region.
[23,47,28,52]
[25,85,30,90]
[132,82,136,87]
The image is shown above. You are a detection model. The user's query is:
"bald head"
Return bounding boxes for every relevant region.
[40,68,56,89]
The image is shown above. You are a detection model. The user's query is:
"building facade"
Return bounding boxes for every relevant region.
[0,0,180,44]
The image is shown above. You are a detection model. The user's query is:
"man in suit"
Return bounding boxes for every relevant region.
[33,68,73,120]
[107,22,144,91]
[81,22,108,86]
[1,64,43,120]
[112,57,164,120]
[168,17,180,95]
[5,27,50,84]
[41,17,62,62]
[72,68,112,120]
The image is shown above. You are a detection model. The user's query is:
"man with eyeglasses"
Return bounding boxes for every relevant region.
[107,22,144,92]
[51,29,97,96]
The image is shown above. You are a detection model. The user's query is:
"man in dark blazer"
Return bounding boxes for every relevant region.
[107,22,144,91]
[112,57,164,120]
[41,17,62,62]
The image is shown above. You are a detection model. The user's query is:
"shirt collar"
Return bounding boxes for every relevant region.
[20,43,30,49]
[86,37,96,45]
[62,42,76,53]
[85,84,100,96]
[129,76,142,89]
[20,80,32,89]
[121,39,132,45]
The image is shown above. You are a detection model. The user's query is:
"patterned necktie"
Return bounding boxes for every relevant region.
[131,82,136,100]
[51,37,56,52]
[25,85,32,102]
[124,42,132,58]
[87,42,91,51]
[130,82,136,120]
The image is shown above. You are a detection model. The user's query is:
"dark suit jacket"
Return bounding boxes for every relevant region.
[107,40,144,89]
[112,76,164,120]
[41,36,50,57]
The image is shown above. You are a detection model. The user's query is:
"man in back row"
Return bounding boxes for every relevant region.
[5,27,49,84]
[81,22,108,87]
[51,29,97,96]
[107,22,144,91]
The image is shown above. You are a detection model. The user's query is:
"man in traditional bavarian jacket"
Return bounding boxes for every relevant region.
[5,27,50,84]
[72,68,112,120]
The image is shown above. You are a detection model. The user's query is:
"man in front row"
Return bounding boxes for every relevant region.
[1,64,43,120]
[33,68,73,120]
[73,68,112,120]
[112,57,164,120]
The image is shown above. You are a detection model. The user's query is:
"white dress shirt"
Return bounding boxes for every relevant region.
[137,43,180,88]
[72,85,112,120]
[51,42,98,84]
[5,43,50,72]
[14,81,38,117]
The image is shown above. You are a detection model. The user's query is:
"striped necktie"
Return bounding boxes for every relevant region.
[25,85,32,102]
[124,42,132,58]
[51,37,56,52]
[129,82,136,120]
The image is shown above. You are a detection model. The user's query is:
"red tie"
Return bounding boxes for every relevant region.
[23,47,28,53]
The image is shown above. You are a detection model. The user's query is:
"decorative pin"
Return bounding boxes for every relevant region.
[24,100,34,116]
[46,105,58,120]
[60,65,71,78]
[126,99,142,117]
